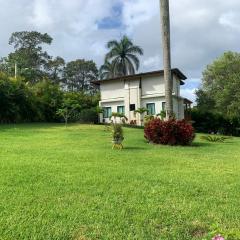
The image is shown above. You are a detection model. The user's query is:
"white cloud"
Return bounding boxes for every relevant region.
[122,0,158,33]
[143,55,161,71]
[29,0,54,28]
[219,11,240,31]
[181,88,197,104]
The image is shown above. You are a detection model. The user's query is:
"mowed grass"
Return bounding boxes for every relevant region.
[0,124,240,240]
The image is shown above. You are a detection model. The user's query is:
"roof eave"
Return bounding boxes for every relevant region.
[91,68,187,85]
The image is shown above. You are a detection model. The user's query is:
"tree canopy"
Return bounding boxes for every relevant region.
[196,51,240,119]
[63,59,98,93]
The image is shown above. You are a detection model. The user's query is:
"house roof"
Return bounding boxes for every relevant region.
[92,68,187,85]
[184,98,193,104]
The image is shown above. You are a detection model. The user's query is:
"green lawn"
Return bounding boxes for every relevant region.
[0,124,240,240]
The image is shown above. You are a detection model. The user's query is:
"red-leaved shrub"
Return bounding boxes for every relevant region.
[144,118,195,145]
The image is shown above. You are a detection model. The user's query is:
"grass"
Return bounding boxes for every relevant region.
[0,124,240,240]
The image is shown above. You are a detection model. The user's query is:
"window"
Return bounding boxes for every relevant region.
[162,102,166,111]
[103,107,112,118]
[130,104,136,111]
[117,106,125,114]
[146,103,156,115]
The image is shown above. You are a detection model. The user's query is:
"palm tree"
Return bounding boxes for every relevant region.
[99,60,116,79]
[160,0,173,119]
[105,35,143,76]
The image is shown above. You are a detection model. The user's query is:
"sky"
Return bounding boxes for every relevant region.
[1,0,240,102]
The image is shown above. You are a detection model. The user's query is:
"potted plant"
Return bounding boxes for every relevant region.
[112,124,124,149]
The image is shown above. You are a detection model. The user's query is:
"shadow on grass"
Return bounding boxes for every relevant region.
[191,142,213,147]
[124,146,147,150]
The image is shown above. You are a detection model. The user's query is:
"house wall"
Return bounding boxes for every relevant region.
[100,80,125,101]
[141,75,165,97]
[101,100,124,123]
[178,98,185,119]
[173,75,181,96]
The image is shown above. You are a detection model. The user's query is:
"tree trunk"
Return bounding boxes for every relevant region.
[160,0,173,119]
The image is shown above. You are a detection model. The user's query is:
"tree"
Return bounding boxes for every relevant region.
[195,89,215,113]
[4,31,53,83]
[99,60,116,79]
[0,72,40,123]
[134,108,148,126]
[45,56,65,84]
[56,97,80,127]
[105,35,143,76]
[33,79,63,122]
[9,31,52,49]
[196,51,240,119]
[63,59,98,93]
[160,0,173,119]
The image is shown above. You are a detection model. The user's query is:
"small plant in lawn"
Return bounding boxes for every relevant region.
[56,98,80,127]
[112,124,124,149]
[144,118,195,146]
[201,135,230,143]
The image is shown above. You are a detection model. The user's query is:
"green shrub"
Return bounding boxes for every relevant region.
[191,109,240,136]
[112,124,124,142]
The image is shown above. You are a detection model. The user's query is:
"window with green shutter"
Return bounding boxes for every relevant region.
[103,107,112,118]
[117,106,125,114]
[146,103,156,115]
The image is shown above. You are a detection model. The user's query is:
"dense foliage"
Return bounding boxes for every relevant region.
[0,73,40,123]
[0,73,99,123]
[191,109,240,136]
[63,59,98,93]
[194,51,240,135]
[196,51,240,119]
[144,118,195,145]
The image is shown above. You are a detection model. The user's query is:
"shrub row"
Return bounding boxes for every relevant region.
[191,109,240,136]
[0,73,99,123]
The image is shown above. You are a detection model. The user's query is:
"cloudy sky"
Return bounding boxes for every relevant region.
[1,0,240,102]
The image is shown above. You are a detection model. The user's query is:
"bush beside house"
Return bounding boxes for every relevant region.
[144,118,195,146]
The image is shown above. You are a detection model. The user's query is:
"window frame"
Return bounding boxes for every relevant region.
[162,102,166,111]
[146,103,156,115]
[117,106,125,114]
[103,107,112,118]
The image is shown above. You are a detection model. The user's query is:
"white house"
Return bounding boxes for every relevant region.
[93,69,191,125]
